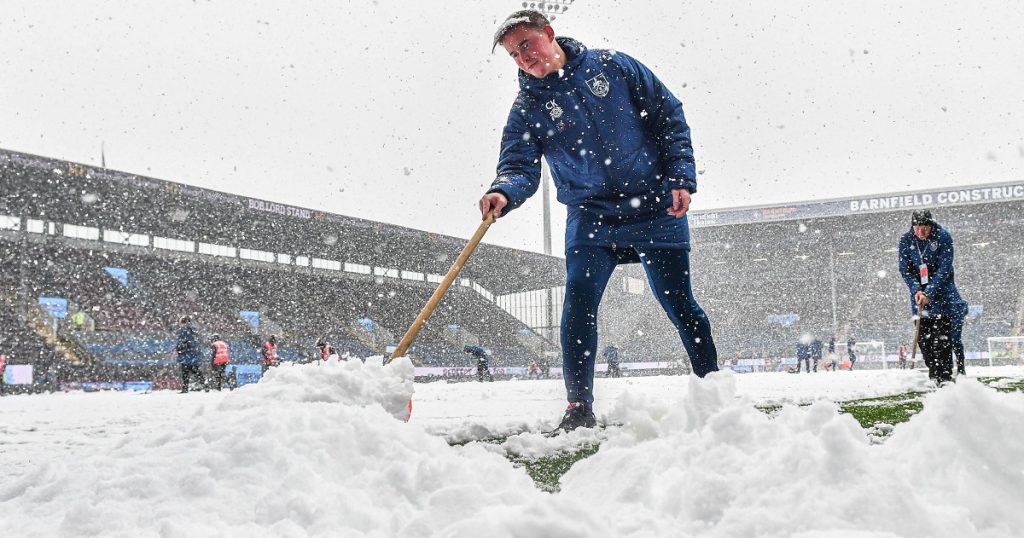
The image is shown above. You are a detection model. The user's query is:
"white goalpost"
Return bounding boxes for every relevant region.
[853,340,887,369]
[986,337,1024,367]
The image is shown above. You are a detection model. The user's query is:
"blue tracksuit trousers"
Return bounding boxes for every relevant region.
[560,246,718,408]
[950,305,966,373]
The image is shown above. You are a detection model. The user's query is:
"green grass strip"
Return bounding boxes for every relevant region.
[977,376,1024,393]
[464,376,1024,491]
[509,445,600,492]
[839,397,924,429]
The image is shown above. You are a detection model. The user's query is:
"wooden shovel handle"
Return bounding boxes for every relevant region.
[386,213,497,363]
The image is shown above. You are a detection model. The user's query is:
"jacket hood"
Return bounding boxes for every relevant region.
[517,36,587,94]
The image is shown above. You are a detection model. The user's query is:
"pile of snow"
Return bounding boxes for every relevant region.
[3,364,1023,536]
[255,355,414,421]
[0,359,550,536]
[549,372,1024,536]
[415,368,939,446]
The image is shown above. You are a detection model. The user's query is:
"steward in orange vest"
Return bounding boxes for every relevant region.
[261,335,279,376]
[316,337,338,362]
[209,334,231,391]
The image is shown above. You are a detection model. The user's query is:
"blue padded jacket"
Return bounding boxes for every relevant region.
[489,37,697,253]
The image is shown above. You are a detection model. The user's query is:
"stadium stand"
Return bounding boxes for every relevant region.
[600,187,1024,370]
[1,148,562,389]
[3,146,1024,389]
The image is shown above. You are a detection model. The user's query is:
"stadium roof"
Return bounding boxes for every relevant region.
[5,146,1021,293]
[690,180,1024,228]
[0,148,564,295]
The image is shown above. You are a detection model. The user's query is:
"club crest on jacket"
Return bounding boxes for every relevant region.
[586,73,610,97]
[545,99,564,120]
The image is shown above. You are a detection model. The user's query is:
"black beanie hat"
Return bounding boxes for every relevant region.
[492,9,550,52]
[911,210,934,226]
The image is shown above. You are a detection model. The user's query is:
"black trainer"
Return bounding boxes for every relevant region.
[551,401,597,433]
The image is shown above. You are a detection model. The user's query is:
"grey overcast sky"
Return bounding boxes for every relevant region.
[2,1,1022,254]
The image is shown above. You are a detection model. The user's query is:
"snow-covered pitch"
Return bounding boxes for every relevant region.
[2,360,1024,537]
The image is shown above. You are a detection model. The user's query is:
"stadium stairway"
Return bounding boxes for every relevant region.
[0,294,60,368]
[1015,289,1024,337]
[441,323,480,349]
[349,319,392,353]
[17,294,92,365]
